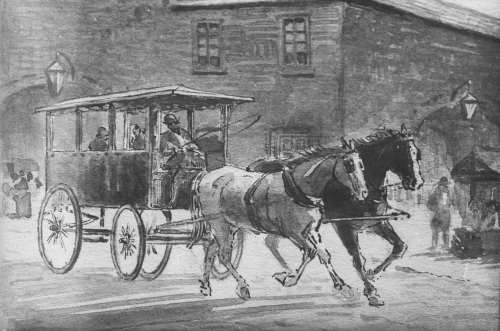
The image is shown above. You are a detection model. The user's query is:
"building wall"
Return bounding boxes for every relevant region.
[341,3,500,193]
[0,0,345,170]
[342,4,500,136]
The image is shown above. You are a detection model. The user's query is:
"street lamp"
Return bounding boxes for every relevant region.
[45,52,67,97]
[460,89,479,120]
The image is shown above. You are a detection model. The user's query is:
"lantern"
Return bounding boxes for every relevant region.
[45,52,67,97]
[460,92,479,120]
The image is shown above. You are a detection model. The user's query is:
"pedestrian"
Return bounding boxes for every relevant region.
[479,200,499,231]
[10,170,32,219]
[1,182,12,217]
[427,176,455,250]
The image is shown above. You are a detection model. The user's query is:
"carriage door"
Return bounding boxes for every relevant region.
[113,107,149,207]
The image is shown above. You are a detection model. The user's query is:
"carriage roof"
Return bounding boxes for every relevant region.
[35,85,255,113]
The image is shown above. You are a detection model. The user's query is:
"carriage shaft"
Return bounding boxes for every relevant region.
[146,232,208,245]
[66,228,112,236]
[323,214,410,223]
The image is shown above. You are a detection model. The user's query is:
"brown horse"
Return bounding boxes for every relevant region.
[263,126,424,306]
[190,146,368,300]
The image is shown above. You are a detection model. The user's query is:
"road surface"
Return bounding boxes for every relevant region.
[1,205,499,330]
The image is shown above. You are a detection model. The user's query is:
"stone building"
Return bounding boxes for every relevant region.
[1,0,499,194]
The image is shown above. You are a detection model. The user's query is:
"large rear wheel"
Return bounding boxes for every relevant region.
[110,205,146,281]
[38,183,82,274]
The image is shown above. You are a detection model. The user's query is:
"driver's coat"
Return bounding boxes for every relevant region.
[193,166,321,237]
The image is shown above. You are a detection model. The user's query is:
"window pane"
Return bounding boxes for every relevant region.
[296,42,307,52]
[198,46,207,57]
[197,23,207,35]
[296,32,306,42]
[297,52,308,65]
[285,53,294,64]
[295,18,305,31]
[285,32,294,43]
[209,45,219,56]
[284,19,294,31]
[52,113,76,152]
[285,43,294,53]
[208,37,219,46]
[208,23,219,35]
[198,56,208,65]
[129,112,147,150]
[210,56,221,67]
[83,111,109,151]
[115,112,126,150]
[198,38,207,46]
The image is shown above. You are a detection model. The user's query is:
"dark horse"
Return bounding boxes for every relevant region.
[263,125,424,306]
[191,145,368,300]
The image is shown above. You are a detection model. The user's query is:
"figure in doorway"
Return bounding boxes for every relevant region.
[479,200,499,231]
[427,177,455,250]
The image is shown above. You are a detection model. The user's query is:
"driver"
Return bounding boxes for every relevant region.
[159,113,200,153]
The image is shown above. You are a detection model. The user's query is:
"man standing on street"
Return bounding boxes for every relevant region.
[427,176,455,250]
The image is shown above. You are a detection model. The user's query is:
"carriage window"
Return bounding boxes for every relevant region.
[82,111,109,151]
[116,111,147,150]
[192,20,225,74]
[52,113,76,152]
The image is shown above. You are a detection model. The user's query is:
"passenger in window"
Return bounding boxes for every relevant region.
[160,114,200,153]
[131,124,146,150]
[88,127,109,151]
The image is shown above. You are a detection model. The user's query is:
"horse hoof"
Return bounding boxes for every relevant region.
[272,272,287,285]
[368,296,385,307]
[334,286,359,304]
[273,272,297,287]
[366,269,375,281]
[199,281,212,297]
[236,285,251,301]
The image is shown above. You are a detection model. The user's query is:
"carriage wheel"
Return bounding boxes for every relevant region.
[211,230,245,280]
[110,205,146,281]
[140,210,172,281]
[38,183,83,274]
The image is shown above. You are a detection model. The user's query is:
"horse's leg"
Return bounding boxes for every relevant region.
[272,232,316,287]
[264,233,292,272]
[199,234,218,297]
[214,224,250,300]
[369,221,408,277]
[308,228,346,289]
[334,223,384,307]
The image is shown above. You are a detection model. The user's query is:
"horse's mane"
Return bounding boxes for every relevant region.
[247,145,346,173]
[280,146,345,167]
[352,129,412,147]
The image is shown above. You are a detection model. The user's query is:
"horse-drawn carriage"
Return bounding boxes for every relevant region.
[35,84,423,307]
[35,85,254,280]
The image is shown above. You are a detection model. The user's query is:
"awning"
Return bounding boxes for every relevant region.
[451,151,500,183]
[35,85,255,113]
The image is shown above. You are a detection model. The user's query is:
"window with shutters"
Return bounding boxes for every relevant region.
[192,20,226,74]
[279,15,314,76]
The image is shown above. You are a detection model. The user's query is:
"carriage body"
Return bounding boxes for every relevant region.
[35,85,253,279]
[37,85,252,210]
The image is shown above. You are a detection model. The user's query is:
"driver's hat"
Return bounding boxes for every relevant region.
[163,113,180,125]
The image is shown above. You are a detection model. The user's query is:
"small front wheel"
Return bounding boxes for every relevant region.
[110,205,146,281]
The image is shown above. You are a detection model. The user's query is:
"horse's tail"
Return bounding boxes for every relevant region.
[187,170,210,248]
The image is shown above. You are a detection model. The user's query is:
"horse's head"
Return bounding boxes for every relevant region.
[390,125,424,191]
[335,141,369,201]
